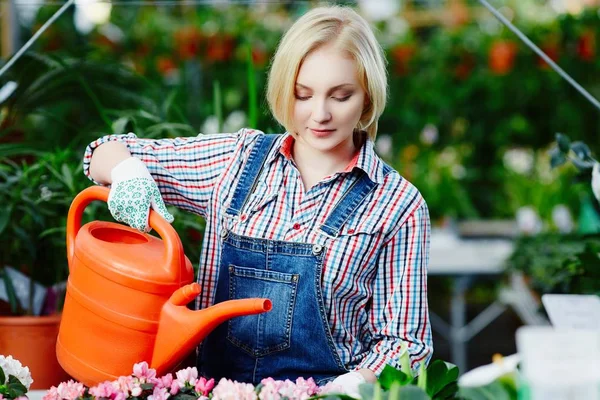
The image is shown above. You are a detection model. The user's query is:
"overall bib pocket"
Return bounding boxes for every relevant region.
[227,265,299,357]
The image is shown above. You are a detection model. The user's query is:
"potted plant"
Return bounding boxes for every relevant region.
[0,147,110,388]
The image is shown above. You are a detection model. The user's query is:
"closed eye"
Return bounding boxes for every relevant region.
[334,95,351,102]
[295,95,352,102]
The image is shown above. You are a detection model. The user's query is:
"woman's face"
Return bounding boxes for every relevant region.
[292,42,366,158]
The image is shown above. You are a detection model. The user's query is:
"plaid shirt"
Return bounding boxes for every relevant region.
[83,128,432,376]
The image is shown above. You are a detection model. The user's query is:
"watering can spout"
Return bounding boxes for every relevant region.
[150,283,272,374]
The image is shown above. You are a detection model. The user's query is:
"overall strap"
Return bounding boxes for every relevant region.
[226,134,279,216]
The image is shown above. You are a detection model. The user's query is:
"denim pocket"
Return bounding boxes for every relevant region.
[227,265,299,357]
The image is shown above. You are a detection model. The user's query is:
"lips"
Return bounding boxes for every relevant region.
[309,128,336,138]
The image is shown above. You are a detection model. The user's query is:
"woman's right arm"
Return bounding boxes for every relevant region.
[83,129,260,218]
[88,141,132,185]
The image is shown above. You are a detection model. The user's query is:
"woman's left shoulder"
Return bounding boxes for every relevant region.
[375,163,426,217]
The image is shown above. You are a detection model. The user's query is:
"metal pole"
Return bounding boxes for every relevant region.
[0,0,75,78]
[478,0,600,112]
[1,0,20,59]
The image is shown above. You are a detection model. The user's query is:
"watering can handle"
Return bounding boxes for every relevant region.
[66,186,183,273]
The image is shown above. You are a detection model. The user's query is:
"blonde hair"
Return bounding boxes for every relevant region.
[266,5,388,141]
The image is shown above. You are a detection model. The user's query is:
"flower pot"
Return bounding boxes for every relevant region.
[0,314,70,389]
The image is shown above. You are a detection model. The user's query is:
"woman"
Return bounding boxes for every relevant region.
[85,5,432,396]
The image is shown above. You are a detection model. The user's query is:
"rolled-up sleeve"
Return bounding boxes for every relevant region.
[358,201,433,376]
[82,128,252,217]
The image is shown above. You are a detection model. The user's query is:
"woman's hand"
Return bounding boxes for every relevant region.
[330,369,376,398]
[108,157,174,232]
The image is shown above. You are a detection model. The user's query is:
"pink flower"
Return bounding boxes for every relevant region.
[292,377,319,399]
[113,391,127,400]
[175,367,198,387]
[131,385,143,397]
[169,381,180,395]
[42,386,59,400]
[89,381,118,398]
[133,362,157,382]
[158,373,173,389]
[148,386,170,400]
[53,380,86,400]
[194,377,215,396]
[318,381,345,395]
[212,378,257,400]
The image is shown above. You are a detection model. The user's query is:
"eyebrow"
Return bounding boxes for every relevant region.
[295,83,356,92]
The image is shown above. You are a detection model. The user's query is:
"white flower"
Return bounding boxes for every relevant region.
[0,355,34,390]
[552,204,574,234]
[516,206,543,235]
[201,115,220,135]
[451,164,466,180]
[74,0,112,34]
[375,135,393,158]
[420,123,438,145]
[223,111,247,133]
[503,148,534,175]
[459,354,519,387]
[358,0,400,21]
[592,162,600,204]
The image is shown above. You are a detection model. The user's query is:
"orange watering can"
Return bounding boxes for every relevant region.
[57,186,272,386]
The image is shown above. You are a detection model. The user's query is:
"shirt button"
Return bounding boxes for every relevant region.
[348,229,355,234]
[240,214,247,222]
[293,223,301,230]
[220,228,228,239]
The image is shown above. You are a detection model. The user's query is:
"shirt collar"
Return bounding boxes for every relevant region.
[272,132,385,184]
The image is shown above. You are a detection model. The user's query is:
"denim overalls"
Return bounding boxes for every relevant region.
[199,134,382,385]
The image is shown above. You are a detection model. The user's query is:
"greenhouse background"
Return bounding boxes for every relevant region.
[1,0,600,398]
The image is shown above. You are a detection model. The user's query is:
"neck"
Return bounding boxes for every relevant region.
[291,135,360,190]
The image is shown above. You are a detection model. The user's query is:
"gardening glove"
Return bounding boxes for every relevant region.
[108,157,174,233]
[330,370,366,399]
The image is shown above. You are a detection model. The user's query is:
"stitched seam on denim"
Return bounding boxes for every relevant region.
[227,135,264,216]
[226,264,298,357]
[226,134,278,216]
[314,259,345,369]
[331,181,378,234]
[319,171,366,237]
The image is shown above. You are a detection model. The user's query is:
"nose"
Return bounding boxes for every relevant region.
[311,98,331,124]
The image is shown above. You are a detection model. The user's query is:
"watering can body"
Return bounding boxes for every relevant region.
[57,186,271,386]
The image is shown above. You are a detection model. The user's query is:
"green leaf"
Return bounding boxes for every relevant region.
[395,386,430,400]
[1,269,20,314]
[7,375,27,397]
[549,147,567,169]
[432,381,458,399]
[420,360,459,398]
[379,364,411,390]
[213,80,222,132]
[0,365,5,384]
[140,383,154,390]
[458,381,513,400]
[170,394,197,400]
[112,116,132,134]
[555,133,571,153]
[246,45,258,128]
[0,205,12,234]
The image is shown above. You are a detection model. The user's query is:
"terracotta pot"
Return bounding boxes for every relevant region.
[0,314,70,389]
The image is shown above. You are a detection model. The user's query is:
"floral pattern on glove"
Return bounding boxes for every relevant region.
[108,177,174,233]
